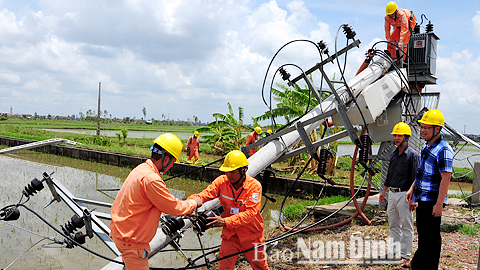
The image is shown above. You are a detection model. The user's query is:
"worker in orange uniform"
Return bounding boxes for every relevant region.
[186,131,200,163]
[384,1,416,63]
[110,133,203,270]
[246,126,262,157]
[189,150,269,270]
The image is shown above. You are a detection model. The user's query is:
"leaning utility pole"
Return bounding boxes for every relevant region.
[97,82,101,136]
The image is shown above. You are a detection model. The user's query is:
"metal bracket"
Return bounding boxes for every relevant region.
[320,70,361,148]
[295,120,319,161]
[43,172,62,206]
[82,208,94,238]
[303,73,323,104]
[276,129,351,163]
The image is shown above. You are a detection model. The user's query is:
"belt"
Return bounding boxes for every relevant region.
[390,187,408,193]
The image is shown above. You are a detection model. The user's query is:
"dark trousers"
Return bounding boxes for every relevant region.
[410,201,442,270]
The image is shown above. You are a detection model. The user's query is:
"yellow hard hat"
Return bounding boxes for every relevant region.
[254,126,262,134]
[152,133,183,162]
[267,129,273,134]
[418,109,445,127]
[391,122,412,136]
[386,1,398,15]
[194,131,199,137]
[219,150,249,172]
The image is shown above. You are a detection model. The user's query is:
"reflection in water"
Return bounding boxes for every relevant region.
[0,150,284,269]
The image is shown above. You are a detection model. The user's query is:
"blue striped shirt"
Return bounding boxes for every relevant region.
[414,136,453,203]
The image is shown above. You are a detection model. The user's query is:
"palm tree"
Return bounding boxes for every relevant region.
[255,82,325,123]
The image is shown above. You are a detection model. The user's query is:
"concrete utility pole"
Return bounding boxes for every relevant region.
[97,82,101,136]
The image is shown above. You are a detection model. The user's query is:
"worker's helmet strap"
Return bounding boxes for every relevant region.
[426,125,439,142]
[152,145,172,173]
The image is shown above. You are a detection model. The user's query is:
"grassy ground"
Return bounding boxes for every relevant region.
[1,117,199,132]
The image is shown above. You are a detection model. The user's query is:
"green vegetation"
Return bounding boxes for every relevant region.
[459,224,478,236]
[282,195,349,220]
[1,117,199,132]
[442,223,479,236]
[449,192,471,201]
[196,102,250,154]
[452,167,475,183]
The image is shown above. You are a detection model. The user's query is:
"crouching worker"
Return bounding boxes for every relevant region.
[189,150,269,270]
[110,133,203,270]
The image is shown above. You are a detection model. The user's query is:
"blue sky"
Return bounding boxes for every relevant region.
[0,0,479,134]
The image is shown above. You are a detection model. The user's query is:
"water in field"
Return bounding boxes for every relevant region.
[0,150,286,269]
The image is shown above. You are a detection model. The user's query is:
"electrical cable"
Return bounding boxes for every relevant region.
[260,40,323,129]
[268,63,313,131]
[334,24,370,135]
[3,238,48,270]
[4,23,436,270]
[277,157,323,230]
[13,203,125,266]
[184,172,369,269]
[158,151,366,269]
[369,40,419,106]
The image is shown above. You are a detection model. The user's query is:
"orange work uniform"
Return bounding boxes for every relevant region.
[186,135,200,162]
[110,159,197,270]
[384,8,416,60]
[246,131,259,157]
[190,175,269,270]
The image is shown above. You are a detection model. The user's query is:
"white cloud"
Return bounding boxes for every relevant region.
[0,73,20,84]
[430,49,480,133]
[0,1,479,134]
[472,11,480,40]
[286,0,313,27]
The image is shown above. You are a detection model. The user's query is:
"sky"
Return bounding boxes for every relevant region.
[0,0,479,134]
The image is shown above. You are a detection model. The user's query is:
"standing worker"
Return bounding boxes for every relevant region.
[406,109,453,269]
[379,122,420,267]
[246,126,262,157]
[189,150,269,270]
[186,131,200,164]
[110,133,203,270]
[384,1,416,63]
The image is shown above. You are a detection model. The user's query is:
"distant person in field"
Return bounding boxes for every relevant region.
[186,131,200,164]
[246,127,262,157]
